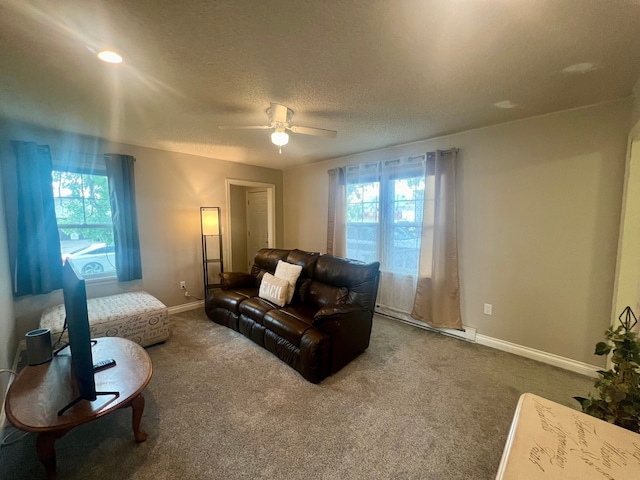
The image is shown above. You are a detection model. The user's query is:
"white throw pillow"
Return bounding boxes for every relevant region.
[259,273,289,307]
[274,260,303,304]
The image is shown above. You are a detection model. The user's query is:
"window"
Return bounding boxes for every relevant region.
[346,181,380,264]
[346,159,432,276]
[52,170,117,279]
[386,175,431,275]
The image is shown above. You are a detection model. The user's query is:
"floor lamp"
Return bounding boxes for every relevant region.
[201,207,223,299]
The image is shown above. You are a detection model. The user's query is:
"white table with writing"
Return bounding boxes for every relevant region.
[496,393,640,479]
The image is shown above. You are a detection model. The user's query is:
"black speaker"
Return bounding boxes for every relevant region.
[25,328,52,366]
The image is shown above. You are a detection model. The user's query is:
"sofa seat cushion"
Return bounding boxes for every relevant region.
[211,288,258,315]
[239,296,279,324]
[263,309,316,347]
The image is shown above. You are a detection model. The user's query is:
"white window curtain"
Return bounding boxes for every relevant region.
[327,167,346,256]
[328,149,461,330]
[343,155,428,315]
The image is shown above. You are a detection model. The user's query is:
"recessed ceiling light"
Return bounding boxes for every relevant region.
[494,100,518,109]
[97,50,123,64]
[562,62,597,74]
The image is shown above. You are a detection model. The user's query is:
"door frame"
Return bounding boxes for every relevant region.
[225,178,276,271]
[245,188,269,270]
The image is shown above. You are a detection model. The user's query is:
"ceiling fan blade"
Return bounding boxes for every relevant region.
[218,125,271,130]
[289,125,338,138]
[270,103,289,124]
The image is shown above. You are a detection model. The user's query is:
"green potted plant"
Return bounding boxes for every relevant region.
[574,306,640,433]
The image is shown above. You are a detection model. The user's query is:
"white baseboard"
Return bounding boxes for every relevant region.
[476,334,601,378]
[0,339,25,437]
[168,300,204,315]
[378,311,601,378]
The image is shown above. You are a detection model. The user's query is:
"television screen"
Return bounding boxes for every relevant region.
[61,259,97,402]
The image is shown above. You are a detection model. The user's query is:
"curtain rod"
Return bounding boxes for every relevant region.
[328,148,458,173]
[48,147,103,158]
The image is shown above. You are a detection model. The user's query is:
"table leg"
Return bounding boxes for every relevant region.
[36,433,60,480]
[130,393,148,442]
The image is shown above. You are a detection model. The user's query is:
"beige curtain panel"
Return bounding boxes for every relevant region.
[411,149,462,330]
[326,167,346,256]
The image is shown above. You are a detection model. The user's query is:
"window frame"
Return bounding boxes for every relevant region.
[346,160,430,276]
[52,166,117,282]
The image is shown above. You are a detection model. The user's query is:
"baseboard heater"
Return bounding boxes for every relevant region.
[376,305,600,378]
[375,305,477,342]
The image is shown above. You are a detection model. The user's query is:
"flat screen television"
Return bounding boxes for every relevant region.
[57,259,118,415]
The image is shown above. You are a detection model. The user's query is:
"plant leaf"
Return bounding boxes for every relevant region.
[595,342,612,356]
[574,396,588,408]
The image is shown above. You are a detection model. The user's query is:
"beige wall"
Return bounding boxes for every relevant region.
[283,100,631,366]
[0,171,17,412]
[0,120,283,337]
[0,98,632,372]
[632,77,640,130]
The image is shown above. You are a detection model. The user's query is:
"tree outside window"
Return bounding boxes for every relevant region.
[346,181,380,264]
[346,172,433,276]
[52,171,117,278]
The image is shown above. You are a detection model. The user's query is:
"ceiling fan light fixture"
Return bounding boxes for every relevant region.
[271,130,289,147]
[218,103,337,154]
[97,50,123,64]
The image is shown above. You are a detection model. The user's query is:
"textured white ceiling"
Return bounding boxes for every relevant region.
[1,0,640,169]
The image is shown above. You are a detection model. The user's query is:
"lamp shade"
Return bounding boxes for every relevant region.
[201,207,220,236]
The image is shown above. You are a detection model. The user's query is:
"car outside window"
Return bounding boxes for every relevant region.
[52,170,117,279]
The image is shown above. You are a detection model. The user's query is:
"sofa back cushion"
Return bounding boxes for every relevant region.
[251,249,291,284]
[314,255,380,311]
[303,281,349,309]
[286,249,320,279]
[285,249,320,303]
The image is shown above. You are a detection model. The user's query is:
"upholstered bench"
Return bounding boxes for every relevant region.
[40,291,170,347]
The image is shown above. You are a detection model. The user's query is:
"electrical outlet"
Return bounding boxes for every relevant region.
[179,281,186,290]
[483,303,493,315]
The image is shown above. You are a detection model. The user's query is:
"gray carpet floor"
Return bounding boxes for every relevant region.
[0,309,595,479]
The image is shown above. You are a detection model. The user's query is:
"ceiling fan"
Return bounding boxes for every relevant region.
[218,103,338,153]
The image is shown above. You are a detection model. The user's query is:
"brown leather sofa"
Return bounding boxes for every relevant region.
[205,248,380,383]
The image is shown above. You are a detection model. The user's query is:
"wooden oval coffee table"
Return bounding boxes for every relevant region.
[4,337,153,480]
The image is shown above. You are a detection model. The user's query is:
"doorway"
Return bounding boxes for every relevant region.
[225,179,276,272]
[246,189,269,269]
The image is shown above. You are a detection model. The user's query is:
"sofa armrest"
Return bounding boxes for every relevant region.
[312,304,364,325]
[220,272,256,290]
[312,303,373,373]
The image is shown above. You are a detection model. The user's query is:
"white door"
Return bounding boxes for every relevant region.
[246,190,269,270]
